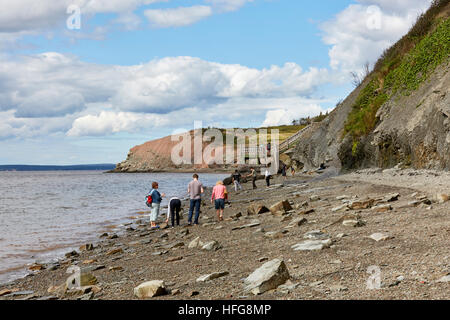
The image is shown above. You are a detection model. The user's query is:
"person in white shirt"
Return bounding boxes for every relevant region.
[265,167,271,187]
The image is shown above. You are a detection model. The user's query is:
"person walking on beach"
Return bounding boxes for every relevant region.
[187,174,204,226]
[281,163,287,180]
[211,181,227,221]
[148,182,165,229]
[232,170,242,192]
[165,196,181,228]
[291,166,296,177]
[265,167,271,187]
[246,167,257,189]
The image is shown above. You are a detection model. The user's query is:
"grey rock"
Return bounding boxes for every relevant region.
[196,271,229,282]
[291,239,333,251]
[243,259,290,295]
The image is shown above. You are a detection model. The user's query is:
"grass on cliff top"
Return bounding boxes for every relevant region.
[343,3,450,144]
[202,124,307,145]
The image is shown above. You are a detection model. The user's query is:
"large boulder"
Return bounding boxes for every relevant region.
[269,200,293,216]
[243,259,290,295]
[134,280,166,298]
[247,204,270,215]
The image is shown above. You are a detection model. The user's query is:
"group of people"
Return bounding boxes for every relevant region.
[147,164,296,229]
[146,173,228,229]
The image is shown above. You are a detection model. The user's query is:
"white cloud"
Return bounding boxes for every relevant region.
[144,5,213,28]
[0,53,329,137]
[261,103,324,127]
[206,0,254,12]
[320,0,433,75]
[67,111,169,136]
[0,0,168,34]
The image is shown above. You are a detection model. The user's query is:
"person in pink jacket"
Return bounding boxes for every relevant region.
[211,181,227,221]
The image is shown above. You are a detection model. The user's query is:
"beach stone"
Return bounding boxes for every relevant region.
[188,237,201,249]
[28,263,45,271]
[304,230,330,240]
[435,193,449,204]
[196,271,229,282]
[279,215,292,223]
[373,204,392,213]
[330,284,348,292]
[383,193,400,202]
[342,219,365,227]
[309,195,320,202]
[65,250,78,258]
[350,199,375,210]
[201,241,221,251]
[109,266,123,271]
[0,288,15,296]
[169,242,185,249]
[298,208,315,215]
[79,244,94,251]
[291,239,332,251]
[134,280,166,298]
[231,212,242,219]
[247,204,270,216]
[332,204,349,212]
[264,230,286,239]
[165,256,183,262]
[269,200,292,216]
[286,218,307,229]
[369,233,392,242]
[106,248,123,255]
[243,259,290,295]
[437,275,450,283]
[5,290,34,297]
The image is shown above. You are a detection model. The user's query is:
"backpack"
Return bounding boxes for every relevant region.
[146,190,155,207]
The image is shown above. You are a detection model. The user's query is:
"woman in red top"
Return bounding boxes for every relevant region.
[211,181,227,221]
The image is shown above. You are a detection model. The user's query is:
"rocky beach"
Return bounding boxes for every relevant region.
[1,168,448,300]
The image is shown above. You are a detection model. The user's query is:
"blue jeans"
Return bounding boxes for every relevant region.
[188,199,201,224]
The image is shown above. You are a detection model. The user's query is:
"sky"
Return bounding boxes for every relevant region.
[0,0,433,164]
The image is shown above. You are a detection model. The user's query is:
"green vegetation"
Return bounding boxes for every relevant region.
[385,17,450,94]
[203,124,306,145]
[343,0,450,145]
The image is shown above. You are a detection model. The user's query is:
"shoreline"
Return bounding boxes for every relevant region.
[0,171,227,287]
[1,168,449,300]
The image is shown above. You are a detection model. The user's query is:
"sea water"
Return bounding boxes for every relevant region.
[0,171,227,284]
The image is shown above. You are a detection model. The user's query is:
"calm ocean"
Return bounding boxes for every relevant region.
[0,171,227,284]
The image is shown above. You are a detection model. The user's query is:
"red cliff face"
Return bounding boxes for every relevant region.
[113,130,230,172]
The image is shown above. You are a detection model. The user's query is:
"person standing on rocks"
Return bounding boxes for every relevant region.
[166,196,181,228]
[232,170,242,192]
[281,163,287,180]
[187,174,204,226]
[265,167,271,187]
[148,182,165,229]
[246,167,257,189]
[211,181,227,221]
[291,166,296,177]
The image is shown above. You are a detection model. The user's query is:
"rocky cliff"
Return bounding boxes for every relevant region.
[292,1,450,171]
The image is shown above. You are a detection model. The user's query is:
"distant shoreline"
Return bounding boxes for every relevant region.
[0,164,116,171]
